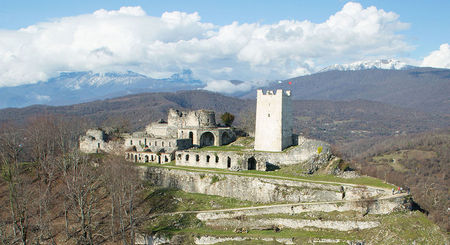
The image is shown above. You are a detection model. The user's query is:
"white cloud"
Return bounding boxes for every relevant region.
[203,80,253,94]
[0,2,412,92]
[422,43,450,69]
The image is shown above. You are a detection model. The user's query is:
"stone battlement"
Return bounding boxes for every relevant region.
[257,89,291,97]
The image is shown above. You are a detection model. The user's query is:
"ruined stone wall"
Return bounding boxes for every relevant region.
[175,151,256,170]
[127,152,173,164]
[262,136,332,166]
[79,129,124,154]
[124,136,191,152]
[175,137,330,171]
[145,122,177,138]
[167,109,216,129]
[140,166,385,203]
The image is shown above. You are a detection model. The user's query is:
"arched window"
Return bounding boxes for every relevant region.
[227,157,231,168]
[196,155,200,162]
[215,156,219,163]
[189,132,194,143]
[185,154,189,161]
[206,155,210,163]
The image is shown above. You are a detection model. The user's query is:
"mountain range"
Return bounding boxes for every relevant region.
[0,69,203,108]
[1,60,449,115]
[319,59,413,72]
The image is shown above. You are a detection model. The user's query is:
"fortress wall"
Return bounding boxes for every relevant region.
[139,166,385,204]
[196,196,406,221]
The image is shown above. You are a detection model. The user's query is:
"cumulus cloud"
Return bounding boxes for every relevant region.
[203,80,253,94]
[422,43,450,69]
[0,3,412,91]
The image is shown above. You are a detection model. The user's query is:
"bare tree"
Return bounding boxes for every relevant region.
[104,156,142,245]
[0,123,32,245]
[63,151,103,244]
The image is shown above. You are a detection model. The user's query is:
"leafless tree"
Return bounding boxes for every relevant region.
[63,151,103,245]
[0,123,32,245]
[103,156,142,245]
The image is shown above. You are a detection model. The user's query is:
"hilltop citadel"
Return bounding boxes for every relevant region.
[80,89,332,172]
[77,89,431,244]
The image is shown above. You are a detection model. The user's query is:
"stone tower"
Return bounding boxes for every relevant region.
[254,89,292,152]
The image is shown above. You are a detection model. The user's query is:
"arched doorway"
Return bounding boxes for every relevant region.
[248,157,256,170]
[145,155,149,163]
[134,155,137,163]
[221,131,232,145]
[200,132,215,147]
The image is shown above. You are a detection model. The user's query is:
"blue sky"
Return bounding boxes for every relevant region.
[0,0,449,91]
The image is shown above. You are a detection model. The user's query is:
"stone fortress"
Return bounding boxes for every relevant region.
[80,89,331,172]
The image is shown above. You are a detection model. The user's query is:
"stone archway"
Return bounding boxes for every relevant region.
[145,155,149,163]
[200,132,215,147]
[248,157,256,170]
[221,131,232,145]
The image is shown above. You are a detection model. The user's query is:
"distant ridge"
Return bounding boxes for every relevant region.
[243,67,450,114]
[1,90,448,145]
[0,69,203,109]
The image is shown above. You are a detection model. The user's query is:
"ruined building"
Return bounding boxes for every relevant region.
[80,89,330,171]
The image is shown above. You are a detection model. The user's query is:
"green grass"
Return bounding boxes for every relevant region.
[230,137,254,147]
[240,169,395,189]
[360,211,448,244]
[191,145,249,152]
[142,187,255,214]
[146,211,447,244]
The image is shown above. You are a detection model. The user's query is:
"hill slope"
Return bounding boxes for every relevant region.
[1,91,448,144]
[243,67,450,114]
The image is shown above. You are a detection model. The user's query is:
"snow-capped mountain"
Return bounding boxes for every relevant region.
[0,69,203,108]
[63,71,148,90]
[320,59,414,72]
